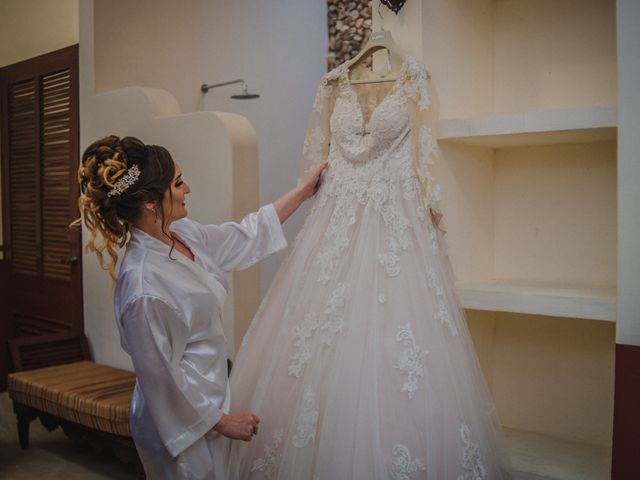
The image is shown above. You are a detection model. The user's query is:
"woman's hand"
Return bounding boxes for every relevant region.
[273,162,329,223]
[298,162,329,201]
[213,412,260,441]
[429,207,446,235]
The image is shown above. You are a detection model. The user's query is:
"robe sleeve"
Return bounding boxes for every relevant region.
[199,203,288,272]
[120,295,224,458]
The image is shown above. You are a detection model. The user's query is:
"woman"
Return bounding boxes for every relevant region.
[75,135,327,479]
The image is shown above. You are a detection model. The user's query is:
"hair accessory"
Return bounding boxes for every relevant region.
[108,164,141,197]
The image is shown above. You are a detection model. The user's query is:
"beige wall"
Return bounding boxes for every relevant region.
[0,0,79,68]
[492,0,617,114]
[421,0,617,119]
[468,312,615,446]
[93,0,328,295]
[415,0,618,446]
[493,141,617,286]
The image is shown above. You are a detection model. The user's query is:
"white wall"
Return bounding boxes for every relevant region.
[616,0,640,346]
[93,0,328,295]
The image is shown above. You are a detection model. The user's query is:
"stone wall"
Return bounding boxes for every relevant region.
[327,0,372,71]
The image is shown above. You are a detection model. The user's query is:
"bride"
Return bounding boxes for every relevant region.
[227,55,511,480]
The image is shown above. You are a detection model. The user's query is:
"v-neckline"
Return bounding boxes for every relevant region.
[342,55,410,128]
[131,226,197,264]
[170,230,196,263]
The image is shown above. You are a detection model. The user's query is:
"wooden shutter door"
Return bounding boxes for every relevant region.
[1,45,82,372]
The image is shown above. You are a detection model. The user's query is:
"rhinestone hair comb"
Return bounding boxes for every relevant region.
[108,164,141,197]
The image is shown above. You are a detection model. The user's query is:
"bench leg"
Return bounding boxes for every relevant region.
[13,402,37,449]
[17,417,30,449]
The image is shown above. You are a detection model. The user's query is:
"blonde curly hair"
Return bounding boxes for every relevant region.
[72,135,175,280]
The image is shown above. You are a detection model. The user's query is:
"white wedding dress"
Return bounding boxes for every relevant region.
[227,56,511,480]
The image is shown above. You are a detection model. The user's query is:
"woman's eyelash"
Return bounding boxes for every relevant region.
[175,180,183,186]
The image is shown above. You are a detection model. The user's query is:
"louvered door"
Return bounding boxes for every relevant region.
[1,45,81,353]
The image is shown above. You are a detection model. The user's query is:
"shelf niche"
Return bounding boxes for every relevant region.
[455,278,616,322]
[421,0,618,478]
[437,106,617,148]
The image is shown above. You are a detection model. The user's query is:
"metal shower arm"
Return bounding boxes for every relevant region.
[201,79,246,93]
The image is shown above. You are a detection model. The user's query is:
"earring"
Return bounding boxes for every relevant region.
[152,206,158,224]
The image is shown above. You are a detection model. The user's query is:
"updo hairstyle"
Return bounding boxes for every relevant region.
[72,135,175,279]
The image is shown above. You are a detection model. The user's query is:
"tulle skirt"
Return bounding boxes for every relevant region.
[227,169,511,480]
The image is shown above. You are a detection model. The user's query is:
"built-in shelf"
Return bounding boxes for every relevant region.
[437,106,617,148]
[505,427,611,480]
[455,279,616,321]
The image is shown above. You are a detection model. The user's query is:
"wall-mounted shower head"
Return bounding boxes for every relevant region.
[201,79,260,99]
[231,84,260,99]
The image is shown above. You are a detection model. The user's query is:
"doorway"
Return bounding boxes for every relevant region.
[0,45,82,390]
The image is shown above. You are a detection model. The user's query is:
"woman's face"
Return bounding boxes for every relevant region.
[162,160,191,223]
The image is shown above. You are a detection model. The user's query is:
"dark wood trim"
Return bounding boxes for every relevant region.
[612,343,640,479]
[68,45,83,333]
[0,258,8,391]
[1,57,11,268]
[0,60,8,390]
[34,66,43,274]
[0,45,78,82]
[8,331,90,372]
[0,43,80,272]
[0,44,82,356]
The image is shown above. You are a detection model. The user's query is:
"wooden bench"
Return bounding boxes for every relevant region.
[7,332,144,478]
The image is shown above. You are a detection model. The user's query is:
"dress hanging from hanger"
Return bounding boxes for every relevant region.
[227,56,511,480]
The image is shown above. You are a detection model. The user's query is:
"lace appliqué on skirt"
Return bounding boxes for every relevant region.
[251,429,284,480]
[390,444,427,480]
[292,385,319,448]
[288,283,350,377]
[395,323,428,399]
[457,424,487,480]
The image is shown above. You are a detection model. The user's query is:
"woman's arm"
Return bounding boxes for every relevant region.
[273,162,329,223]
[194,162,329,272]
[121,296,225,456]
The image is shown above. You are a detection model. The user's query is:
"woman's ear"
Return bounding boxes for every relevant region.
[142,201,156,213]
[141,201,160,224]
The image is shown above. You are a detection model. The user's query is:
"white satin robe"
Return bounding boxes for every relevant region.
[114,205,287,480]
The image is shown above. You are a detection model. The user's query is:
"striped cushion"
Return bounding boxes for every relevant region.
[8,361,135,437]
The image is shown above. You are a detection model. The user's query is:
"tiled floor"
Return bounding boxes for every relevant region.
[0,392,137,479]
[1,391,610,480]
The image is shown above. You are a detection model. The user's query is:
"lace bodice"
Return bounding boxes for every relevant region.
[294,57,447,286]
[300,56,441,218]
[330,73,411,164]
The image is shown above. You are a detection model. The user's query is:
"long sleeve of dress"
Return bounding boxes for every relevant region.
[405,59,446,235]
[120,295,225,458]
[197,204,288,272]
